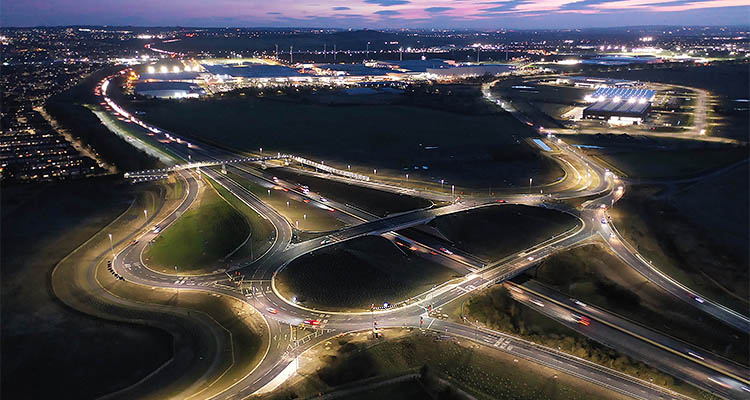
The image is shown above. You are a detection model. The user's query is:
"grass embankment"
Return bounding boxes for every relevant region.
[275,236,457,311]
[267,330,631,400]
[207,176,275,261]
[464,286,713,399]
[1,177,172,399]
[144,179,251,273]
[50,174,269,399]
[610,169,749,315]
[533,245,749,365]
[128,95,563,188]
[225,170,347,232]
[426,204,580,262]
[267,167,432,217]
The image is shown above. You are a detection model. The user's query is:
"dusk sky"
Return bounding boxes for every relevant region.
[3,0,749,28]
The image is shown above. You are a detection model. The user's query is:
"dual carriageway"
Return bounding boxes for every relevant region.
[87,73,749,399]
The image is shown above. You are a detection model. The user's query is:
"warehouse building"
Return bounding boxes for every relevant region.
[582,87,654,124]
[135,81,206,99]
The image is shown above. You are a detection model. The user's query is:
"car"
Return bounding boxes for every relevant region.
[131,240,138,245]
[429,250,438,256]
[571,299,587,307]
[527,256,535,261]
[600,218,607,225]
[600,204,607,209]
[572,314,591,326]
[303,319,320,326]
[272,177,279,182]
[319,197,328,202]
[691,295,705,304]
[439,247,453,255]
[529,299,544,307]
[320,239,331,245]
[509,286,524,294]
[266,308,278,314]
[152,226,161,233]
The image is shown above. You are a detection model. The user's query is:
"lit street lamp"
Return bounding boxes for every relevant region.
[108,233,114,258]
[144,209,148,219]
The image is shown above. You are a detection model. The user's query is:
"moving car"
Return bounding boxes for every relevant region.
[572,314,591,326]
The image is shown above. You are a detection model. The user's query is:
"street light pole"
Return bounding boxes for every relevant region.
[108,233,114,259]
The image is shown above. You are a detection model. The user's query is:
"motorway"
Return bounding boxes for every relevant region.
[82,71,750,399]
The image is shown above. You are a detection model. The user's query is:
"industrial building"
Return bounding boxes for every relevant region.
[582,87,655,124]
[425,64,514,78]
[135,81,206,99]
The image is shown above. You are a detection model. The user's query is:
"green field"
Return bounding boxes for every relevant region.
[144,182,251,273]
[464,285,712,399]
[275,236,457,311]
[129,96,563,188]
[426,204,580,262]
[533,245,749,365]
[272,331,632,400]
[267,166,433,217]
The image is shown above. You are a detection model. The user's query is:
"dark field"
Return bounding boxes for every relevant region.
[427,204,580,262]
[275,235,457,311]
[562,134,748,179]
[532,245,749,365]
[1,178,173,399]
[611,167,749,315]
[131,96,563,188]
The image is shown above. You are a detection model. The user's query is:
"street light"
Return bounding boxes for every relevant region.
[441,179,444,190]
[529,177,533,189]
[108,233,114,259]
[144,209,148,219]
[405,174,409,181]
